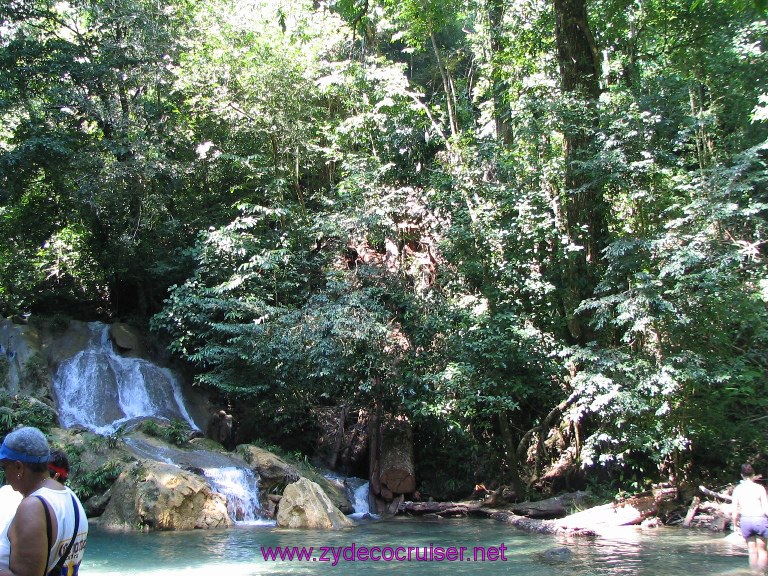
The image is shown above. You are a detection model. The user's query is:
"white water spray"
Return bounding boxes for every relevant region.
[351,482,371,517]
[202,467,265,524]
[53,322,272,526]
[53,322,198,435]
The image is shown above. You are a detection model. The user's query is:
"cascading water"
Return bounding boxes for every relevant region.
[53,322,270,525]
[53,322,199,435]
[124,436,273,526]
[327,475,376,519]
[351,482,371,518]
[202,467,263,523]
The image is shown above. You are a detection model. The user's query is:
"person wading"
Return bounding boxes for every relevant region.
[732,463,768,572]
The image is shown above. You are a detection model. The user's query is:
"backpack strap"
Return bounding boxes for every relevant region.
[34,494,80,576]
[33,496,53,576]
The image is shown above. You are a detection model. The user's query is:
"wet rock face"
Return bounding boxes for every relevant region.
[235,444,353,515]
[0,319,51,397]
[236,445,301,491]
[108,322,144,357]
[276,477,354,530]
[99,460,233,531]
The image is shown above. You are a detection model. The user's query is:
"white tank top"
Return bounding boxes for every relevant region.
[29,486,88,576]
[0,485,23,569]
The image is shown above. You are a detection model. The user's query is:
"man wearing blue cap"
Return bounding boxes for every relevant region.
[0,427,88,576]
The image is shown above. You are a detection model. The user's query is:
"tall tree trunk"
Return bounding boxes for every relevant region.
[498,412,524,497]
[431,32,459,138]
[368,401,383,512]
[487,0,513,147]
[553,0,607,342]
[688,82,713,173]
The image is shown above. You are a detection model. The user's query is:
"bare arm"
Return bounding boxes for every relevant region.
[761,487,768,517]
[0,497,54,576]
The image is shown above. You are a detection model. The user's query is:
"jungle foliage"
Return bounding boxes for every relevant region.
[1,0,767,496]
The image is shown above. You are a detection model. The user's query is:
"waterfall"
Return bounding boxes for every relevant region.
[124,437,273,526]
[202,467,264,524]
[52,321,271,526]
[351,482,371,518]
[327,475,376,519]
[53,322,199,435]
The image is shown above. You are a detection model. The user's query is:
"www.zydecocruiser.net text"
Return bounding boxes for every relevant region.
[261,543,510,566]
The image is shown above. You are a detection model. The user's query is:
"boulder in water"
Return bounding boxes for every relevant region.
[236,445,300,490]
[276,477,354,530]
[541,546,572,563]
[100,459,233,531]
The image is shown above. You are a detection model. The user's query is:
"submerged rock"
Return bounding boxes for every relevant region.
[541,546,572,563]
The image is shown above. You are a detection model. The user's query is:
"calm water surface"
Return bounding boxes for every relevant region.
[83,518,754,576]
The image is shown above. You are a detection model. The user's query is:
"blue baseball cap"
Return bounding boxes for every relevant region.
[0,427,50,463]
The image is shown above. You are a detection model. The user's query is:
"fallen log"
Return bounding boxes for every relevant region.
[400,489,674,537]
[554,493,660,533]
[511,492,589,519]
[399,492,589,519]
[683,496,700,528]
[487,511,598,536]
[399,501,479,516]
[698,485,732,502]
[399,502,596,535]
[512,503,566,519]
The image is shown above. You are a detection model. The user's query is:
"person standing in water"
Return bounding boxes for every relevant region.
[0,427,88,576]
[732,463,768,572]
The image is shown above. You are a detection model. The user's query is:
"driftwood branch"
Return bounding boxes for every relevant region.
[683,496,700,527]
[398,500,593,535]
[487,511,597,536]
[399,489,674,537]
[698,485,732,502]
[398,501,479,516]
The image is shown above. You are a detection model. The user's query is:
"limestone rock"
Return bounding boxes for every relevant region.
[235,445,300,491]
[100,460,232,531]
[39,320,91,370]
[313,475,354,515]
[276,478,354,530]
[235,444,352,514]
[0,319,49,397]
[109,322,143,356]
[84,488,113,517]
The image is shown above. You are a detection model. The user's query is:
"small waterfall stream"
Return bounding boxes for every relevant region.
[202,467,263,523]
[326,474,376,519]
[123,436,271,525]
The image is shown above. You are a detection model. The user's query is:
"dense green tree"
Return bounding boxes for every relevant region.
[2,0,767,496]
[0,0,203,315]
